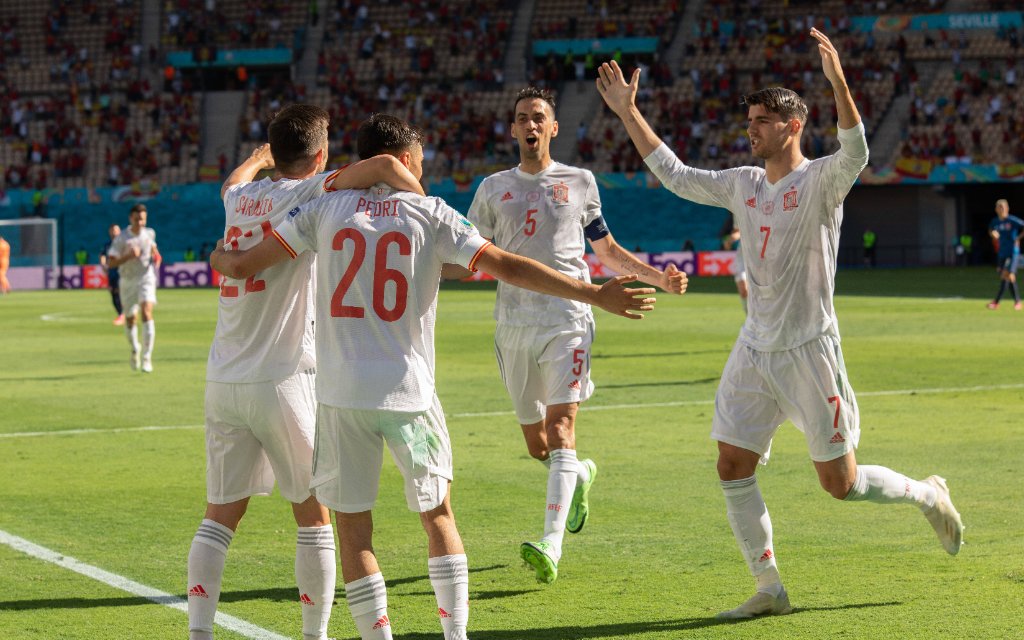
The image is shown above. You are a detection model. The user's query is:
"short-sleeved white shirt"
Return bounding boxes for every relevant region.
[206,170,338,383]
[273,184,491,412]
[108,226,157,284]
[644,123,869,351]
[468,162,603,326]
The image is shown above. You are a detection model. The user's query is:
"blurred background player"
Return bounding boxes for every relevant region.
[722,222,748,312]
[99,223,125,325]
[466,87,686,584]
[189,104,425,640]
[106,203,160,372]
[0,233,9,294]
[986,198,1024,310]
[211,113,657,640]
[598,28,963,620]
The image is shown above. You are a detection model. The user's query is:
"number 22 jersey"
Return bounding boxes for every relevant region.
[206,170,338,383]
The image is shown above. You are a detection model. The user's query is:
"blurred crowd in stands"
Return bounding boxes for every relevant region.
[1,0,1022,192]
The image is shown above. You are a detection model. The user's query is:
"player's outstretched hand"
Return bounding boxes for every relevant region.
[596,274,656,319]
[662,262,688,295]
[596,60,639,119]
[810,28,847,88]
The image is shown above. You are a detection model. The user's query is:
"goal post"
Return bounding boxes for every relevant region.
[0,218,58,270]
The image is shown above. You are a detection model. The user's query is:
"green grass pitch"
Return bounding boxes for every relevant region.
[0,267,1021,639]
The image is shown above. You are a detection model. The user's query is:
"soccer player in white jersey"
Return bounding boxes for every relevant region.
[106,203,160,372]
[465,87,686,584]
[211,113,658,640]
[188,105,426,640]
[597,28,964,618]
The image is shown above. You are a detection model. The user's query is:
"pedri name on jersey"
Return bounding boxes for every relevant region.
[355,197,401,219]
[235,195,273,217]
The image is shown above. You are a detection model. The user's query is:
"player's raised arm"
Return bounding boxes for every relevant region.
[474,245,657,319]
[596,60,662,158]
[221,143,274,199]
[811,28,860,130]
[210,236,290,280]
[324,154,425,196]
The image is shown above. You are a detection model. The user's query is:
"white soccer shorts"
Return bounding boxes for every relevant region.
[120,274,157,316]
[310,394,453,514]
[494,315,596,425]
[711,334,860,464]
[204,370,317,504]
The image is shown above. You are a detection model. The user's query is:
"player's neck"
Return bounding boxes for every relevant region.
[518,155,553,175]
[130,224,142,234]
[764,147,805,184]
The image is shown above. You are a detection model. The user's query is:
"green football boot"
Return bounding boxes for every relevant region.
[566,458,597,534]
[520,540,558,584]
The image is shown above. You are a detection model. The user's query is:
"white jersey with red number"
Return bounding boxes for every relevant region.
[468,162,602,326]
[273,184,491,412]
[108,226,157,284]
[644,123,869,351]
[206,169,341,383]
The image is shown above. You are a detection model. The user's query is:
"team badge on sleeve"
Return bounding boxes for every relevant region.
[552,183,569,204]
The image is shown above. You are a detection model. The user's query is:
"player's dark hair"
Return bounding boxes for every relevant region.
[356,113,424,159]
[129,203,146,214]
[742,87,808,125]
[267,104,330,173]
[514,86,557,116]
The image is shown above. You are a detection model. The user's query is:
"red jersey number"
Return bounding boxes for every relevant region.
[331,228,411,322]
[524,208,538,236]
[219,221,271,297]
[759,226,771,260]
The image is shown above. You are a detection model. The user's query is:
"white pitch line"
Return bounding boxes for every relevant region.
[0,424,202,439]
[0,529,291,640]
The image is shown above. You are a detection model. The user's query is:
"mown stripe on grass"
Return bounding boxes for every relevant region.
[0,529,290,640]
[2,382,1022,435]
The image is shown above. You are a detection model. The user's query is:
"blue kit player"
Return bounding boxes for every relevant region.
[987,199,1024,310]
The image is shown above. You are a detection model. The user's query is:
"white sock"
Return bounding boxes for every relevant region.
[142,319,155,359]
[345,572,392,640]
[844,465,937,509]
[541,448,577,561]
[428,554,469,640]
[126,323,140,353]
[721,476,782,596]
[296,525,337,640]
[187,519,234,639]
[540,455,590,486]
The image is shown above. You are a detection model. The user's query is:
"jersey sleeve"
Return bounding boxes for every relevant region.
[434,199,492,271]
[467,181,495,238]
[818,122,869,214]
[643,143,738,210]
[272,200,319,258]
[582,171,603,227]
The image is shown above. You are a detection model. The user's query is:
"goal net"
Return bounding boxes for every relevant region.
[0,218,58,269]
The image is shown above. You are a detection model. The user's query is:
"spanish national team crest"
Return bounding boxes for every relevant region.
[783,189,798,211]
[552,182,569,204]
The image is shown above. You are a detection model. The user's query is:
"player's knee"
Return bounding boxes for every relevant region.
[545,418,575,449]
[716,454,755,480]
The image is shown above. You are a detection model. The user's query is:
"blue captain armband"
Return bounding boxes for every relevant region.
[584,216,610,242]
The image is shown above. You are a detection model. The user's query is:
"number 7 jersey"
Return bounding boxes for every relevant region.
[644,123,869,351]
[207,172,336,383]
[272,184,491,412]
